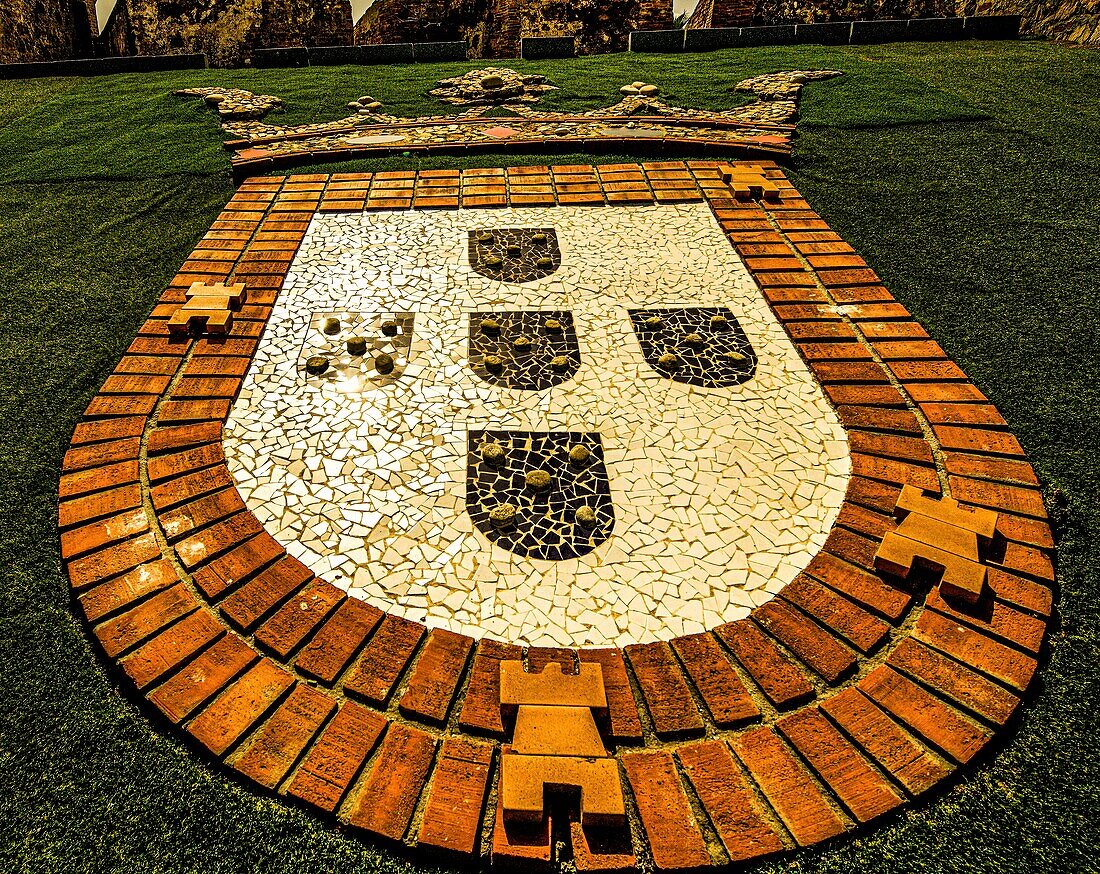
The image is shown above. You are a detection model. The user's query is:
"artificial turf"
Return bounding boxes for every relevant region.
[0,39,1097,873]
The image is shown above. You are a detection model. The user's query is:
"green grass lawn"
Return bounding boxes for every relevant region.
[1,39,1098,873]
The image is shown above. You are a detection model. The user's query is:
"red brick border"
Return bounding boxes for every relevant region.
[60,162,1053,869]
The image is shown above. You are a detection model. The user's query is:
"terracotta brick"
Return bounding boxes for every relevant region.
[858,321,928,340]
[254,578,344,658]
[158,399,232,424]
[950,476,1047,519]
[190,530,286,599]
[995,541,1055,582]
[625,642,704,737]
[859,666,992,763]
[752,599,855,684]
[732,727,846,846]
[845,476,903,515]
[159,488,247,541]
[925,588,1045,653]
[850,453,941,491]
[987,567,1053,617]
[811,361,890,384]
[287,701,387,813]
[93,581,197,657]
[714,620,813,708]
[219,555,313,631]
[944,452,1039,487]
[912,610,1037,692]
[995,514,1055,551]
[621,752,711,870]
[174,512,265,570]
[59,483,142,529]
[670,633,759,728]
[149,634,258,723]
[824,526,880,571]
[526,646,575,673]
[836,501,896,541]
[146,443,224,483]
[677,740,783,862]
[120,608,225,689]
[62,437,142,473]
[491,749,552,866]
[85,394,158,418]
[933,425,1025,458]
[71,416,145,446]
[459,638,523,736]
[418,737,493,855]
[349,723,437,840]
[887,638,1019,725]
[59,459,138,500]
[67,531,162,591]
[60,508,149,560]
[78,559,178,622]
[849,431,935,466]
[921,403,1008,428]
[819,687,950,796]
[188,658,294,756]
[779,574,890,654]
[776,708,901,823]
[824,383,908,407]
[149,465,234,512]
[344,613,426,705]
[233,683,336,789]
[399,628,474,724]
[906,382,988,404]
[835,405,922,435]
[579,649,643,743]
[804,552,912,620]
[295,598,383,685]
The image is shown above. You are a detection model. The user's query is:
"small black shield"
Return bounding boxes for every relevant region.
[468,228,561,283]
[469,310,579,391]
[467,430,614,562]
[629,307,757,387]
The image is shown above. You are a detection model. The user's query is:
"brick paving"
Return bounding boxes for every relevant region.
[59,161,1053,868]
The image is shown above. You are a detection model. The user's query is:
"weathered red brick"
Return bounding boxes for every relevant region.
[233,683,336,789]
[68,531,163,591]
[621,752,711,870]
[287,701,387,813]
[349,723,437,840]
[60,509,149,560]
[887,638,1019,725]
[190,530,286,599]
[819,687,951,796]
[912,611,1037,692]
[925,589,1045,653]
[579,648,643,743]
[148,634,258,723]
[418,737,493,855]
[62,437,142,474]
[343,613,426,705]
[731,727,846,846]
[174,512,265,570]
[859,666,992,763]
[779,574,890,654]
[677,740,783,862]
[158,488,247,542]
[120,608,225,689]
[753,599,856,683]
[78,559,178,623]
[59,482,143,530]
[187,658,294,756]
[71,416,146,446]
[804,552,912,620]
[295,598,383,685]
[776,708,901,823]
[459,639,525,737]
[670,633,759,728]
[218,555,313,631]
[255,579,345,659]
[399,629,474,724]
[714,621,813,709]
[59,460,139,500]
[625,641,704,738]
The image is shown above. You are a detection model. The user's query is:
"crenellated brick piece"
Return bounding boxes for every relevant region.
[875,484,999,603]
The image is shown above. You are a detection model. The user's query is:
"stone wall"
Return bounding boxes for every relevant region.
[355,0,671,56]
[0,0,82,63]
[958,0,1099,41]
[100,0,353,66]
[751,0,953,24]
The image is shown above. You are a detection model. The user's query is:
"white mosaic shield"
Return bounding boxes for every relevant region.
[223,202,851,646]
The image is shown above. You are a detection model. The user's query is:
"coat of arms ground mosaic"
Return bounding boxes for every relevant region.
[59,69,1054,871]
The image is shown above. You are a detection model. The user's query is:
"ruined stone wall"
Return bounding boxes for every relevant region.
[958,0,1099,41]
[688,0,754,27]
[0,0,77,62]
[100,0,352,66]
[752,0,952,24]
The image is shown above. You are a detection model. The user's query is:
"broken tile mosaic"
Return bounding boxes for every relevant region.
[469,228,561,283]
[629,307,757,388]
[222,203,851,646]
[468,430,614,562]
[469,310,579,391]
[297,311,414,392]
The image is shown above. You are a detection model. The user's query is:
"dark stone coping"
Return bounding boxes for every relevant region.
[648,15,1019,52]
[0,53,207,80]
[252,41,467,69]
[521,36,577,59]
